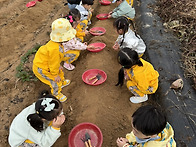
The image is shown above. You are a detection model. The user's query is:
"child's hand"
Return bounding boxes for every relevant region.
[109,11,113,15]
[59,66,63,71]
[55,75,61,83]
[85,30,89,35]
[113,42,120,50]
[124,70,130,80]
[116,137,129,147]
[52,115,65,128]
[107,15,112,18]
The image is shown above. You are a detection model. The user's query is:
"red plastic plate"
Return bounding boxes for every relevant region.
[87,42,106,52]
[82,69,107,86]
[89,27,106,36]
[68,122,103,147]
[96,13,109,20]
[26,1,36,8]
[99,0,111,5]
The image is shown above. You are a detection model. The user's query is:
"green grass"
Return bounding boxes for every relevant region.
[16,44,41,82]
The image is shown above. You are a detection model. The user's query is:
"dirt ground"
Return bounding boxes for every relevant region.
[0,0,141,146]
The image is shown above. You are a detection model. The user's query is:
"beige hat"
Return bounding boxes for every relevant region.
[50,18,76,42]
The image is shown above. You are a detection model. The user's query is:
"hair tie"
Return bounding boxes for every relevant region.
[41,98,55,112]
[68,16,73,23]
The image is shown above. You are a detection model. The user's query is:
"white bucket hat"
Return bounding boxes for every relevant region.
[50,18,76,42]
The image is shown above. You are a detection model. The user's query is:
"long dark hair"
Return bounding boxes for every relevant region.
[27,91,63,132]
[116,48,143,86]
[113,16,140,47]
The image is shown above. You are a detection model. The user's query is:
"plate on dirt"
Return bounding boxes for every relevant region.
[87,42,106,52]
[89,27,106,36]
[82,69,107,86]
[96,13,109,20]
[68,122,103,147]
[99,0,111,5]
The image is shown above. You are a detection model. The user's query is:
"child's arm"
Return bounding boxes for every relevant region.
[63,38,87,50]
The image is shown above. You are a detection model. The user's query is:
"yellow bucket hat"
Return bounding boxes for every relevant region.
[50,18,76,42]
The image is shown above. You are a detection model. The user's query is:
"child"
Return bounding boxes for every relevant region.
[9,92,65,147]
[113,16,146,57]
[116,105,176,147]
[75,0,94,42]
[108,0,135,20]
[116,48,159,103]
[33,18,76,102]
[63,9,92,70]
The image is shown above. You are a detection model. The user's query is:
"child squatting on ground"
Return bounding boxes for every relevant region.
[113,16,146,57]
[108,0,135,20]
[8,92,65,147]
[63,9,91,70]
[75,0,94,42]
[116,48,159,103]
[33,18,76,102]
[116,105,176,147]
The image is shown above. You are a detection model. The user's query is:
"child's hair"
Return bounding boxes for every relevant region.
[27,91,63,132]
[113,16,139,46]
[116,48,143,86]
[64,9,81,26]
[132,105,167,136]
[82,0,94,5]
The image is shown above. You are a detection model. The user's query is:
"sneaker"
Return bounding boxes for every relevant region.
[63,62,75,71]
[61,79,71,88]
[130,94,148,103]
[55,93,67,102]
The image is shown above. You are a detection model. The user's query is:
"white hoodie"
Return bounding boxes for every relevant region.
[8,103,61,147]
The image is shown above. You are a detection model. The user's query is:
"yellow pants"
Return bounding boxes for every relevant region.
[64,50,80,64]
[33,65,64,96]
[126,80,158,97]
[76,20,88,42]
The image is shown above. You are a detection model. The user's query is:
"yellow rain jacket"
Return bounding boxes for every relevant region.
[33,40,65,80]
[126,123,176,147]
[126,58,159,96]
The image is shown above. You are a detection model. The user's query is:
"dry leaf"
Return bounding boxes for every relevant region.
[170,78,183,89]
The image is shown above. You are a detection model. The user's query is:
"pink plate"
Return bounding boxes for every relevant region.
[82,69,107,86]
[68,122,103,147]
[26,1,36,8]
[89,27,106,36]
[96,13,109,20]
[99,0,111,5]
[87,42,106,52]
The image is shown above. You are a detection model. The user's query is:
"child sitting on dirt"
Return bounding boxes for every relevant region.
[113,16,146,57]
[75,0,94,42]
[33,18,76,102]
[9,92,65,147]
[108,0,135,20]
[116,48,159,103]
[116,105,176,147]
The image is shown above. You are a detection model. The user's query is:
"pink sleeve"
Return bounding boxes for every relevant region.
[63,38,87,51]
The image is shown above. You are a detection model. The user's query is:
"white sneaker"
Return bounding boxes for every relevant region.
[130,94,148,103]
[63,62,75,71]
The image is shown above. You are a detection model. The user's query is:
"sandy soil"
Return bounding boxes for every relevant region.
[0,0,141,146]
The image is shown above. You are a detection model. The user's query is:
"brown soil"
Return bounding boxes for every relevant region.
[0,0,141,146]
